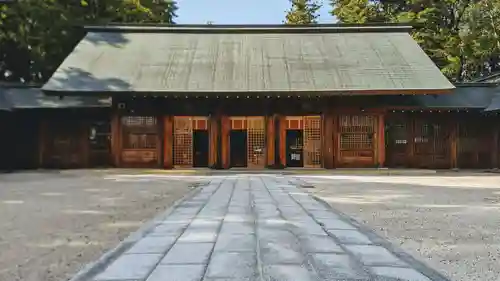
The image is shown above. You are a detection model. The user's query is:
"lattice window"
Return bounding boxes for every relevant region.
[304,116,322,168]
[174,117,193,167]
[247,117,265,168]
[339,115,375,150]
[121,116,158,149]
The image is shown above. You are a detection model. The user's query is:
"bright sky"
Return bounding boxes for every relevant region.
[176,0,334,24]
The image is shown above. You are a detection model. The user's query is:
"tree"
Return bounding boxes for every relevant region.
[329,0,500,81]
[0,0,179,83]
[285,0,322,24]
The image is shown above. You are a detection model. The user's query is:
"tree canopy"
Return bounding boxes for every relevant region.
[330,0,500,82]
[284,0,322,24]
[0,0,178,83]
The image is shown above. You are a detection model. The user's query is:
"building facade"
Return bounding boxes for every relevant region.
[1,24,499,171]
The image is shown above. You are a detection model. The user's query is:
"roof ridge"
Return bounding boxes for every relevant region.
[83,23,413,34]
[454,82,499,87]
[473,72,500,82]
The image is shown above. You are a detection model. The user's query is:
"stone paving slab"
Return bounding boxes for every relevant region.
[80,176,449,281]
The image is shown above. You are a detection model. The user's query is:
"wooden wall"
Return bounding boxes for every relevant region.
[4,97,496,171]
[385,112,500,169]
[39,109,112,169]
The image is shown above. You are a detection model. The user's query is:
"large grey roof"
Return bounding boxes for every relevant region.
[0,85,110,109]
[42,24,454,95]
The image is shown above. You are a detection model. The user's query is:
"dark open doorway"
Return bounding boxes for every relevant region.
[286,129,303,167]
[193,130,209,167]
[230,130,247,168]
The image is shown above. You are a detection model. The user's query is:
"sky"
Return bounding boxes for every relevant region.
[176,0,334,24]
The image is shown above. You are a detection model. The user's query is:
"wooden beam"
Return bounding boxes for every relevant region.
[208,114,218,168]
[110,113,121,167]
[377,113,386,167]
[163,116,173,169]
[221,115,230,169]
[266,115,275,167]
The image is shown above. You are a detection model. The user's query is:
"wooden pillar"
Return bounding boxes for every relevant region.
[110,113,121,167]
[492,125,499,168]
[322,112,334,169]
[377,113,386,167]
[221,115,230,169]
[163,116,173,169]
[266,115,275,167]
[38,119,47,167]
[450,120,458,169]
[279,115,286,167]
[208,114,219,168]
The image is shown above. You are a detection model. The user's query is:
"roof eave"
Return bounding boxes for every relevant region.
[42,87,455,97]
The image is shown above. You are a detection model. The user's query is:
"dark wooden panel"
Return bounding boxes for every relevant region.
[412,117,450,169]
[457,120,493,169]
[385,114,410,168]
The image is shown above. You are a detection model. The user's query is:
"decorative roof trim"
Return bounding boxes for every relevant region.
[454,82,499,87]
[83,23,413,34]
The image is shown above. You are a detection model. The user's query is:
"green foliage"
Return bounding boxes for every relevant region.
[0,0,178,83]
[285,0,322,24]
[330,0,500,81]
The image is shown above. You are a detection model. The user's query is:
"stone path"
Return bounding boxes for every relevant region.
[87,176,445,281]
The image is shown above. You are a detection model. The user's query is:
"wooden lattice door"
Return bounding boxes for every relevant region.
[121,116,159,166]
[247,117,265,168]
[173,117,193,167]
[413,119,449,168]
[303,116,322,168]
[338,115,376,167]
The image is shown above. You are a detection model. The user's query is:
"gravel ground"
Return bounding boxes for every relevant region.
[0,170,197,281]
[300,174,500,281]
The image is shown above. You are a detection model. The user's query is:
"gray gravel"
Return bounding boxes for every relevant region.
[0,170,196,281]
[301,174,500,281]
